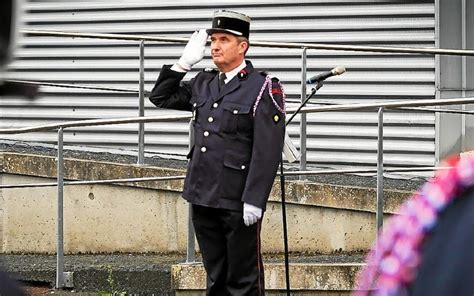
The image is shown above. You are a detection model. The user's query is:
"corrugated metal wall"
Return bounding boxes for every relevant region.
[3,0,436,168]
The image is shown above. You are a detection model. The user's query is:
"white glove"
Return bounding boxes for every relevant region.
[177,29,208,71]
[243,203,262,227]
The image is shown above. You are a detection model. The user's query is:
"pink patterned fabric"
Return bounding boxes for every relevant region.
[353,155,472,296]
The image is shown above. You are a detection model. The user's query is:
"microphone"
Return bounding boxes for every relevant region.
[306,66,346,84]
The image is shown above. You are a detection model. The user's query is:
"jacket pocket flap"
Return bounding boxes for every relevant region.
[223,154,248,171]
[222,102,251,114]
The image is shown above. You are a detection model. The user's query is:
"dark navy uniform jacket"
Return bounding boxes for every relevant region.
[149,61,285,211]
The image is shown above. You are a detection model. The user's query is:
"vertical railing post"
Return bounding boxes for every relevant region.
[137,40,145,165]
[299,47,307,178]
[186,119,196,263]
[376,107,384,238]
[461,0,467,152]
[56,127,65,288]
[186,203,196,263]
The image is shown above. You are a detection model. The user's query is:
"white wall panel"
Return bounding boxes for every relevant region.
[3,0,436,168]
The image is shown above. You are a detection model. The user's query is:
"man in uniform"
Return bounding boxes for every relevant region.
[149,10,285,295]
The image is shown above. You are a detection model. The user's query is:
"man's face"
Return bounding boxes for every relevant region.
[210,32,247,71]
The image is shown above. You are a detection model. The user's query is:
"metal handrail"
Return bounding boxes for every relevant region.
[295,100,474,115]
[297,97,474,113]
[2,97,474,134]
[21,29,474,56]
[3,92,472,290]
[0,114,191,134]
[5,79,144,94]
[0,166,449,190]
[0,175,187,189]
[400,107,474,114]
[5,27,473,290]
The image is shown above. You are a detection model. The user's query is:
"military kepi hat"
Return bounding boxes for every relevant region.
[206,10,251,39]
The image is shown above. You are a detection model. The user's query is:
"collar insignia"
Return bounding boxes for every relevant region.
[238,69,248,80]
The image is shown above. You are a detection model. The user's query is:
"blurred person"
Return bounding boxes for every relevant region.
[353,155,474,295]
[0,270,26,296]
[1,1,32,294]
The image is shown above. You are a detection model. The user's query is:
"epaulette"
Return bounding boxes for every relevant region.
[252,75,286,117]
[270,77,283,96]
[203,68,218,74]
[259,71,268,76]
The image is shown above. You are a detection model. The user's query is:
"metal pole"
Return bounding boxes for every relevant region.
[186,119,196,263]
[56,127,65,288]
[461,0,467,152]
[434,0,441,165]
[299,48,307,178]
[280,155,291,295]
[138,40,145,165]
[376,107,384,237]
[186,203,196,263]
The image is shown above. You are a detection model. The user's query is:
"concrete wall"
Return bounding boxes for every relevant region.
[0,152,411,254]
[1,173,376,254]
[1,174,189,254]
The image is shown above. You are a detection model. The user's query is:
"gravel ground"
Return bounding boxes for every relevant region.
[2,253,365,273]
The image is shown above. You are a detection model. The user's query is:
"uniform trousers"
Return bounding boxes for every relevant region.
[192,204,265,296]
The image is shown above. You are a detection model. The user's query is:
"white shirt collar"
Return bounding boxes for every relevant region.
[221,60,247,84]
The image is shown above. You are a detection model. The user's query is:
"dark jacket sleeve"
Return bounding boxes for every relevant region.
[149,64,193,111]
[241,78,285,210]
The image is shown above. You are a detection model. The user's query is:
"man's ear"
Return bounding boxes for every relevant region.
[239,41,249,54]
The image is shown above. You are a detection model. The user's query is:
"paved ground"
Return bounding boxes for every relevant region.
[2,253,365,295]
[2,253,185,295]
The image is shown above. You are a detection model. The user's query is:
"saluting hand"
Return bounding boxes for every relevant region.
[243,203,262,226]
[178,29,208,71]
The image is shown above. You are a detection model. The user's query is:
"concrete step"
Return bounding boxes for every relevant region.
[2,254,365,295]
[173,262,364,295]
[2,253,184,295]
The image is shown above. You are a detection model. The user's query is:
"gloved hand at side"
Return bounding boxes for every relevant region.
[243,202,262,226]
[175,29,208,71]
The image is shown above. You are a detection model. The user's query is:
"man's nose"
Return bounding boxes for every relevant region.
[211,41,220,51]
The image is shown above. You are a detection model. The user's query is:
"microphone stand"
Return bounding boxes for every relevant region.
[280,81,323,296]
[286,82,323,125]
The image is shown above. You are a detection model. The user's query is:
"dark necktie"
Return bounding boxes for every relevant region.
[219,73,226,89]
